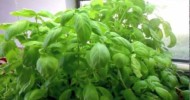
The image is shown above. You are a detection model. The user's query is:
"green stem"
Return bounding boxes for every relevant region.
[35,15,40,34]
[118,69,127,89]
[77,41,80,67]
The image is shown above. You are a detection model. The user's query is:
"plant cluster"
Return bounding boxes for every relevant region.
[0,0,189,100]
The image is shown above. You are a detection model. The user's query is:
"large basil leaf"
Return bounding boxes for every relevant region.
[89,43,110,68]
[5,20,29,40]
[74,13,92,43]
[36,55,59,78]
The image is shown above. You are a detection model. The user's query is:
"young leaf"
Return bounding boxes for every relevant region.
[74,13,92,43]
[11,9,36,17]
[167,32,177,48]
[0,23,11,30]
[83,83,99,100]
[149,28,161,42]
[38,10,53,18]
[162,21,172,37]
[61,10,75,25]
[43,27,62,48]
[89,43,110,68]
[131,54,142,78]
[5,20,29,40]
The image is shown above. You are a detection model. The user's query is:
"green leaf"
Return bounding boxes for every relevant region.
[19,75,35,95]
[113,53,130,68]
[149,18,161,29]
[132,41,149,58]
[111,36,132,51]
[91,21,103,35]
[0,23,11,30]
[167,32,176,48]
[43,27,62,48]
[154,55,171,67]
[179,75,190,86]
[130,0,145,11]
[5,20,30,40]
[5,49,18,63]
[36,55,59,78]
[100,96,109,100]
[162,21,172,37]
[59,89,72,100]
[132,28,145,41]
[149,28,161,42]
[96,22,109,34]
[131,54,142,78]
[18,67,35,94]
[0,41,16,56]
[89,43,110,68]
[97,87,113,100]
[24,88,47,100]
[132,80,148,94]
[38,10,53,18]
[61,10,75,25]
[145,3,155,14]
[83,83,99,100]
[74,13,92,43]
[139,61,148,77]
[155,87,172,100]
[23,41,42,47]
[122,89,138,100]
[162,21,177,47]
[182,90,190,100]
[96,67,108,79]
[140,92,160,100]
[23,46,40,67]
[11,9,36,17]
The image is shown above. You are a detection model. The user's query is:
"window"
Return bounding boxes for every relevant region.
[78,0,189,60]
[147,0,189,60]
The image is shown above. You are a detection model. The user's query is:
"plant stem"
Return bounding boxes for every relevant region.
[77,41,80,67]
[35,16,40,34]
[118,69,127,89]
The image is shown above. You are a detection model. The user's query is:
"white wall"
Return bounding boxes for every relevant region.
[0,0,76,23]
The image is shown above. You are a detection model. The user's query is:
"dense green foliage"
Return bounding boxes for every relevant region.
[0,0,189,100]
